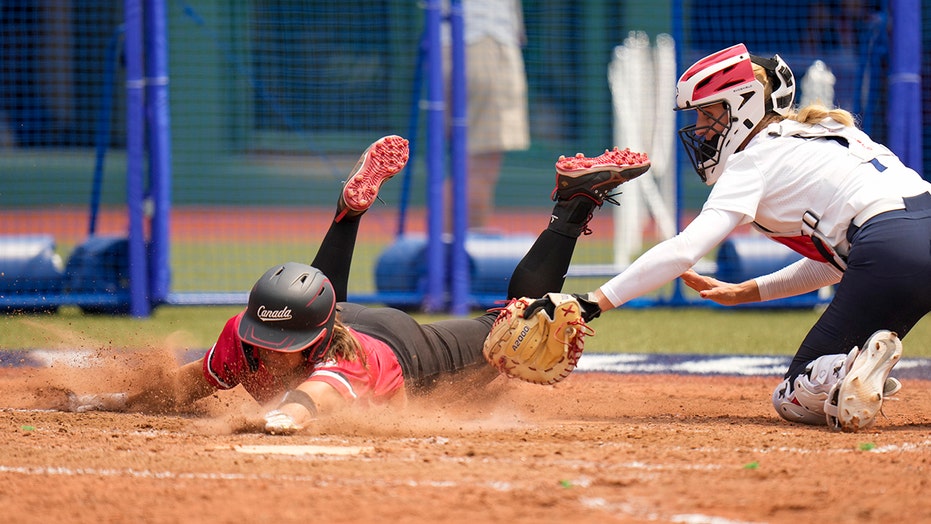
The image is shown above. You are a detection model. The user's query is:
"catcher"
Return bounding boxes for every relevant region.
[542,44,931,432]
[70,134,648,434]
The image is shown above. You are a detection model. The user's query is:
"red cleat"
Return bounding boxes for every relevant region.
[336,135,409,222]
[552,147,651,205]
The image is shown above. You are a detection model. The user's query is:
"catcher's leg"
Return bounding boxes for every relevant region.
[772,352,848,425]
[771,341,902,427]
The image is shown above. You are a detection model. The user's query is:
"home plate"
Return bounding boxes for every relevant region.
[233,445,374,456]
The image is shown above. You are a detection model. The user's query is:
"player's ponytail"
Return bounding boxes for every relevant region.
[319,319,366,364]
[785,104,856,127]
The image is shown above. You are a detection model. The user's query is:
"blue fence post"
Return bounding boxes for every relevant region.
[424,0,447,312]
[887,0,922,175]
[124,0,150,317]
[89,26,125,237]
[144,0,172,305]
[669,0,688,306]
[449,0,469,315]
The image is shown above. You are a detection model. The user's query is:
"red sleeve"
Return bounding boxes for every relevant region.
[305,329,404,405]
[202,312,248,390]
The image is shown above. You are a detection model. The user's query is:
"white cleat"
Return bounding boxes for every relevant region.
[825,330,903,432]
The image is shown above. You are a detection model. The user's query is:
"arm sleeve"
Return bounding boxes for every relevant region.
[753,258,842,301]
[599,208,746,307]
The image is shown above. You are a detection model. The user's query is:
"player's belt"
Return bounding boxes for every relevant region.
[847,191,931,244]
[851,197,906,227]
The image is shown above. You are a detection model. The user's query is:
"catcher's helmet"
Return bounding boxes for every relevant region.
[238,262,337,359]
[675,43,795,185]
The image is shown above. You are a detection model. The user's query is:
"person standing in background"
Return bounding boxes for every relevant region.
[444,0,530,230]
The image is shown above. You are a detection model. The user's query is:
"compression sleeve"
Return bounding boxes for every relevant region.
[599,207,746,307]
[754,257,842,301]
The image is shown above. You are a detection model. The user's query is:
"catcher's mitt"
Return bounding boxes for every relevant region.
[482,293,594,385]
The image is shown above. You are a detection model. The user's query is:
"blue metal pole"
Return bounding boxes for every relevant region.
[89,25,124,237]
[144,0,172,304]
[449,0,469,315]
[887,0,922,175]
[397,31,428,238]
[669,0,687,305]
[124,0,150,316]
[423,0,447,312]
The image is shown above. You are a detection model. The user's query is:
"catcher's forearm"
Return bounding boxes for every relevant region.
[592,289,613,314]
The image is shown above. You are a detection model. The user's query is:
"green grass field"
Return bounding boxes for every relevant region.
[5,232,928,358]
[3,304,929,358]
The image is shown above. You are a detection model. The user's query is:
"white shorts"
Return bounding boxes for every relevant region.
[446,37,530,154]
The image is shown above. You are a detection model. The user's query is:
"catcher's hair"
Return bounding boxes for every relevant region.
[744,63,786,141]
[751,63,856,128]
[785,103,856,127]
[751,63,775,106]
[318,317,366,365]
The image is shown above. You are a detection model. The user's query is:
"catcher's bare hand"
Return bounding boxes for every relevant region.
[680,269,760,306]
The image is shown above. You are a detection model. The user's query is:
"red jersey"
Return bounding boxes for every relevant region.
[202,312,405,405]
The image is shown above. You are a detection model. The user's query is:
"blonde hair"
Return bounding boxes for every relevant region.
[751,63,774,103]
[752,62,856,128]
[320,319,365,364]
[784,103,856,127]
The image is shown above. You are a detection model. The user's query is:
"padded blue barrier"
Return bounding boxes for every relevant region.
[715,235,828,309]
[0,235,65,312]
[374,233,536,310]
[63,236,132,314]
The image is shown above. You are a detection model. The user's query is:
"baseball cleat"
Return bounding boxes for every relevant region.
[825,330,903,432]
[552,147,650,205]
[336,135,409,222]
[883,376,902,397]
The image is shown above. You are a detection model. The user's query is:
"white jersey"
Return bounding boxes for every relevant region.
[599,118,931,307]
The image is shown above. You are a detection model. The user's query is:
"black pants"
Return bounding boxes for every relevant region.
[786,192,931,380]
[310,216,577,391]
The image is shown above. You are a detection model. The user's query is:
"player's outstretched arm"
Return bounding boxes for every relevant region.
[66,358,216,413]
[121,358,216,412]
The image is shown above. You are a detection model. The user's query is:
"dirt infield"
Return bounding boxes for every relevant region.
[1,357,930,523]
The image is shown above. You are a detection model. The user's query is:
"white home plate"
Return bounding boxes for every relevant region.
[233,445,374,456]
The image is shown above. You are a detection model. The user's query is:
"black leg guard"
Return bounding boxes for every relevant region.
[546,198,599,238]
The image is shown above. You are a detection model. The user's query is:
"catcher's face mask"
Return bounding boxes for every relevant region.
[675,43,768,185]
[677,102,732,184]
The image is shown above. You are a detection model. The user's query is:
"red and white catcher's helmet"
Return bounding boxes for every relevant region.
[675,43,795,185]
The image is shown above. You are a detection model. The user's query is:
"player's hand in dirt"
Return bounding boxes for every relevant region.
[67,392,129,413]
[263,409,304,435]
[680,269,761,306]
